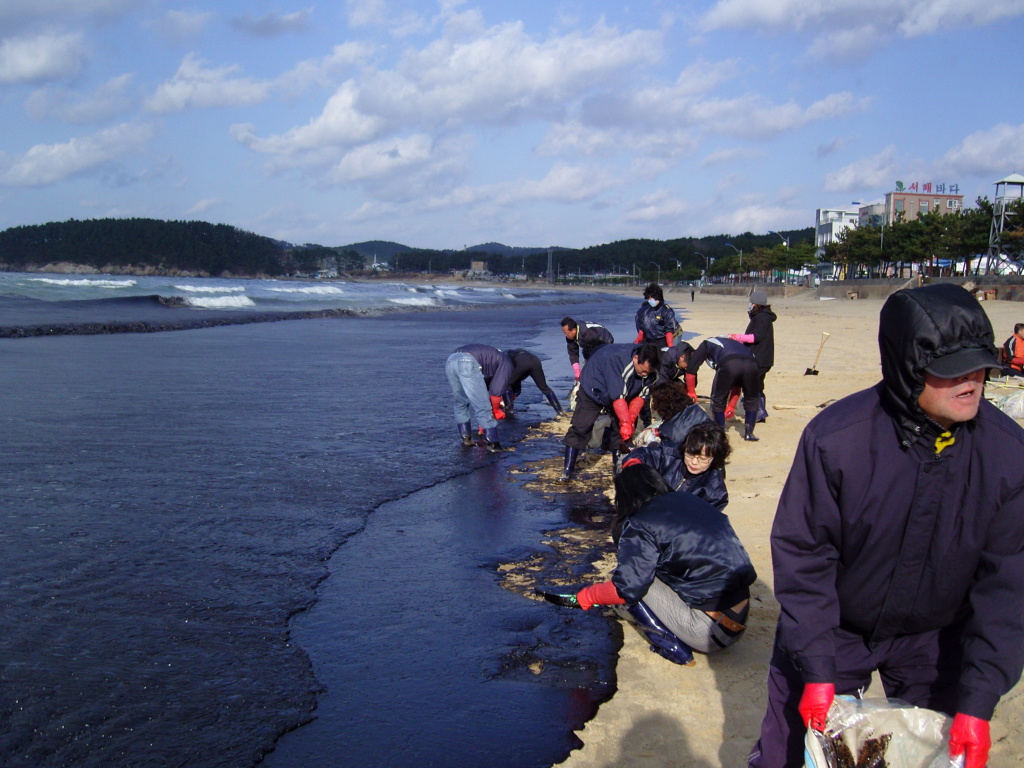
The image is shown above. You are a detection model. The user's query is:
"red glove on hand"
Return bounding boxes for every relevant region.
[665,332,674,348]
[798,683,835,732]
[627,396,645,425]
[684,372,698,402]
[489,395,505,420]
[730,333,755,343]
[575,581,626,611]
[949,713,990,768]
[612,399,633,441]
[633,330,645,344]
[572,362,581,380]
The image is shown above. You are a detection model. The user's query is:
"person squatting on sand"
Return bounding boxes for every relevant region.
[685,335,763,442]
[501,348,563,415]
[726,288,776,422]
[561,317,614,380]
[634,282,680,349]
[559,343,661,482]
[747,284,1024,768]
[445,343,511,452]
[622,381,731,510]
[540,463,755,665]
[656,341,695,385]
[998,321,1024,375]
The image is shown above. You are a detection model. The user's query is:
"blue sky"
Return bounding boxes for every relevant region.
[1,0,1022,250]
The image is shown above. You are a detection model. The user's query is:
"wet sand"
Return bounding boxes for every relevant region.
[507,287,1024,768]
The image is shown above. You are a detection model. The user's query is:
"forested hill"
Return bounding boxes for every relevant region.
[0,218,287,276]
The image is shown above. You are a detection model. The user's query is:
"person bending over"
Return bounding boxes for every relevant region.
[748,284,1024,768]
[560,317,614,380]
[501,348,563,414]
[540,464,755,665]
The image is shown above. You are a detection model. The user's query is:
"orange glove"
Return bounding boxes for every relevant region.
[628,397,645,424]
[489,395,505,420]
[724,387,741,420]
[684,373,698,401]
[949,713,990,768]
[633,330,645,344]
[575,581,626,610]
[612,398,633,441]
[798,683,834,732]
[665,332,674,347]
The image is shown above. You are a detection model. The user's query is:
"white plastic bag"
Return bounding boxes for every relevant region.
[994,389,1024,420]
[804,696,960,768]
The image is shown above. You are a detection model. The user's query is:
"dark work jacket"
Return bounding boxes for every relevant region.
[578,343,656,408]
[657,342,694,383]
[744,308,776,370]
[566,322,614,366]
[624,441,728,510]
[634,302,678,344]
[687,337,754,388]
[454,344,513,398]
[772,285,1023,720]
[504,348,554,396]
[613,491,755,611]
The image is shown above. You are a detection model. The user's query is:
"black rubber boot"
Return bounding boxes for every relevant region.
[615,601,695,666]
[484,426,506,452]
[558,446,580,483]
[712,410,726,427]
[743,411,759,441]
[544,390,564,414]
[757,395,768,423]
[457,421,474,447]
[503,390,515,415]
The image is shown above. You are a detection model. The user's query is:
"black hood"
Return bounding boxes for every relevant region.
[878,283,997,439]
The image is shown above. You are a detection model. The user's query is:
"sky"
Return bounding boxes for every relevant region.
[1,1,1023,251]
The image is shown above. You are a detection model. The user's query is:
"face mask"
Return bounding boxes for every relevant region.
[647,298,658,307]
[748,304,755,312]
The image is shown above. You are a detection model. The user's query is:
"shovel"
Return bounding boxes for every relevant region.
[805,332,830,375]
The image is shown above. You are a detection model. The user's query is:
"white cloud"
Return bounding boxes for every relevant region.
[706,202,801,236]
[623,189,690,224]
[146,54,272,113]
[0,32,86,85]
[939,123,1024,177]
[154,10,215,45]
[185,197,224,215]
[0,0,139,32]
[25,74,134,123]
[0,122,156,186]
[701,147,766,167]
[824,146,900,192]
[231,9,313,38]
[275,42,376,93]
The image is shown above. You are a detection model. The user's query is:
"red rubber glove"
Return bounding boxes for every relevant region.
[730,333,755,343]
[612,398,633,441]
[572,362,581,379]
[798,683,835,731]
[949,713,990,768]
[634,330,645,343]
[489,395,505,420]
[628,397,645,425]
[724,387,741,420]
[684,372,698,402]
[665,332,674,348]
[575,581,626,610]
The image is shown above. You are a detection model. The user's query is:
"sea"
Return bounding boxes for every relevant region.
[0,272,645,768]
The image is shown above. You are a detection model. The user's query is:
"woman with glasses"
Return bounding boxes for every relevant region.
[622,381,732,509]
[539,463,755,665]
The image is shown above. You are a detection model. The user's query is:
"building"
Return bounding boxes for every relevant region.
[880,181,963,224]
[815,207,859,253]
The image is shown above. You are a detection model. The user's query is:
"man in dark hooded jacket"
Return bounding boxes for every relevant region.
[748,284,1024,768]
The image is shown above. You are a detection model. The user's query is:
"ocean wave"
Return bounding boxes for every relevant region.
[175,284,246,293]
[266,286,345,295]
[388,297,440,307]
[183,295,257,309]
[29,277,137,288]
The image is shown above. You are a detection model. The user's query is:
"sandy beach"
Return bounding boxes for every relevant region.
[514,287,1024,768]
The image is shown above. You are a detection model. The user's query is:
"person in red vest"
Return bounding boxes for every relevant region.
[1000,322,1024,375]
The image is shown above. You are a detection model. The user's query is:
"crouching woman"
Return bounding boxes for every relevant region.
[543,463,756,664]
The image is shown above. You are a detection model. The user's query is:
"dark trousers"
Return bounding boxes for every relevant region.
[710,358,761,414]
[562,393,621,451]
[748,624,963,768]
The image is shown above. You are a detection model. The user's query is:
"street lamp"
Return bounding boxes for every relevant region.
[724,242,743,274]
[648,261,661,284]
[768,230,789,248]
[695,251,710,276]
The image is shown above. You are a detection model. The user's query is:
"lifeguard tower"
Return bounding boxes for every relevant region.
[987,173,1024,269]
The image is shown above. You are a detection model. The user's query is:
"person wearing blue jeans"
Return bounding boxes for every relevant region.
[446,344,512,452]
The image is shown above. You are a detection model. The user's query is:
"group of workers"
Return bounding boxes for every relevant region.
[446,282,1024,768]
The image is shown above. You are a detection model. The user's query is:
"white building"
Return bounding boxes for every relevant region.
[815,208,859,253]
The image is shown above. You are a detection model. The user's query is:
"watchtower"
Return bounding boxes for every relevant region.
[988,173,1024,267]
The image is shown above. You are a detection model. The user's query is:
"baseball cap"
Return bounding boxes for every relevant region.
[924,347,998,378]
